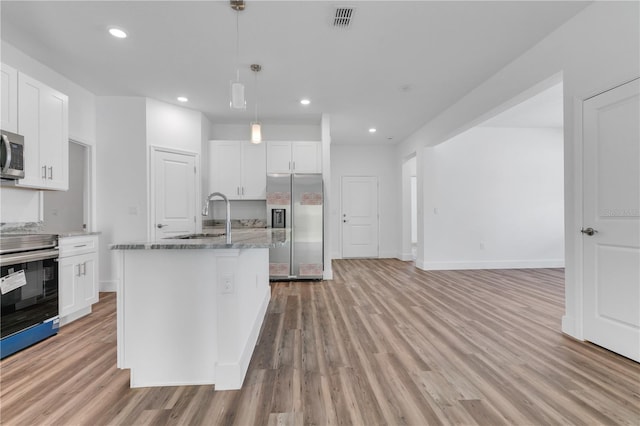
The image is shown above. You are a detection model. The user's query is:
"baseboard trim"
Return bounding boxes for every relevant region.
[100,280,118,292]
[398,252,413,261]
[215,288,270,391]
[418,259,565,271]
[379,251,396,259]
[562,315,582,340]
[60,306,92,326]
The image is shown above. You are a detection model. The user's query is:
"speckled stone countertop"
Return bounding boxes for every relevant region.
[0,222,100,238]
[110,228,288,250]
[57,231,101,238]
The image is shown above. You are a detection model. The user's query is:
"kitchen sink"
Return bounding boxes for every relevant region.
[172,233,226,239]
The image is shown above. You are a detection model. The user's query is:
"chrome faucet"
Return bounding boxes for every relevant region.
[202,192,232,244]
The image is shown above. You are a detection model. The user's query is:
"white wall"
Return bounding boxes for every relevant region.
[96,97,147,289]
[400,156,417,260]
[97,97,206,289]
[146,98,202,154]
[331,144,399,259]
[422,127,564,269]
[210,123,320,141]
[42,142,85,232]
[321,114,332,280]
[0,188,40,223]
[201,115,211,212]
[396,1,639,340]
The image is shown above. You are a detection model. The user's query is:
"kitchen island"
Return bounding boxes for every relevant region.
[111,228,287,389]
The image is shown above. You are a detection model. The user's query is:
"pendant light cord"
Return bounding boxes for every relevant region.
[254,69,259,122]
[235,10,240,81]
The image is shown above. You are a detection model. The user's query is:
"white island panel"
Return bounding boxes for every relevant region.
[116,247,270,389]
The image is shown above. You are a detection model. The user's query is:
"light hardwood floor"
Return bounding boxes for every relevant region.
[1,259,639,425]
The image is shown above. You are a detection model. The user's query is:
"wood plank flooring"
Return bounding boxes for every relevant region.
[1,259,639,425]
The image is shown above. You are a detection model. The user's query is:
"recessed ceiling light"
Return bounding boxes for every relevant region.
[177,96,188,103]
[369,128,377,133]
[300,99,311,106]
[108,28,128,39]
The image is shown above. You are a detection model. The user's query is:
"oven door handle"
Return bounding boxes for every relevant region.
[0,249,59,265]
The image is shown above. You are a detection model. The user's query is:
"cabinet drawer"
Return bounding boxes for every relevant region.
[59,235,98,257]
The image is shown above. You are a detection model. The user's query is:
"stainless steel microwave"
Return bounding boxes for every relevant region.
[0,130,25,180]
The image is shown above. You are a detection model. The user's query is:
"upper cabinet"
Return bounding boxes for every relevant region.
[266,141,321,174]
[1,63,18,133]
[209,140,266,200]
[16,72,69,190]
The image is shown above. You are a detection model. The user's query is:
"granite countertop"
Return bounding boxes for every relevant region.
[58,231,102,238]
[111,228,288,250]
[0,222,101,238]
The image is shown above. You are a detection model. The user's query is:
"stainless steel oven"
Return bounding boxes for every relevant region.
[0,234,59,359]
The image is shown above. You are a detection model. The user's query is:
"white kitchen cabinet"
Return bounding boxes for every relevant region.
[1,63,18,133]
[16,72,69,190]
[266,141,321,174]
[59,235,99,325]
[209,140,266,200]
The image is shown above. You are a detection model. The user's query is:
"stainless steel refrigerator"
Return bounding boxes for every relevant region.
[267,173,323,280]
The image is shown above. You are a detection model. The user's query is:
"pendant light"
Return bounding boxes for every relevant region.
[230,0,246,110]
[251,64,262,144]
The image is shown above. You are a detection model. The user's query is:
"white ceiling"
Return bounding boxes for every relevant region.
[0,1,587,145]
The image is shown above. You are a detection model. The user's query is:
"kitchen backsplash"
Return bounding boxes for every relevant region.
[205,200,266,221]
[0,221,44,233]
[204,219,266,229]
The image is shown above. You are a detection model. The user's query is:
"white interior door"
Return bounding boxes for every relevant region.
[342,176,379,258]
[153,149,197,240]
[583,78,640,362]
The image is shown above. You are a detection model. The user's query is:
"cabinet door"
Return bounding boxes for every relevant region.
[266,141,292,173]
[40,86,68,190]
[81,254,98,305]
[241,141,266,199]
[17,73,42,187]
[292,141,321,173]
[59,257,80,318]
[1,63,18,133]
[16,73,69,190]
[209,141,243,199]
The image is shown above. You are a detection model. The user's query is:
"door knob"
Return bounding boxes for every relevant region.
[157,224,168,229]
[580,227,598,236]
[343,219,348,223]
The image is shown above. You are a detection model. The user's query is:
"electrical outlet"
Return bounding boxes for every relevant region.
[221,273,234,294]
[479,242,485,250]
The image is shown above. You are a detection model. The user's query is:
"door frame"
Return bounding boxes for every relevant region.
[564,77,640,341]
[148,146,200,240]
[38,138,95,231]
[340,175,379,259]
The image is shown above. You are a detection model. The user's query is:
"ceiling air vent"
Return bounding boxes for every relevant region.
[333,7,355,29]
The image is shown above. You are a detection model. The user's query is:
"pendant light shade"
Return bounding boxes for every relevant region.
[230,79,246,109]
[251,122,262,144]
[250,63,262,144]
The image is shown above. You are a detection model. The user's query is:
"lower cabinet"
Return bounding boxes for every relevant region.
[59,235,99,325]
